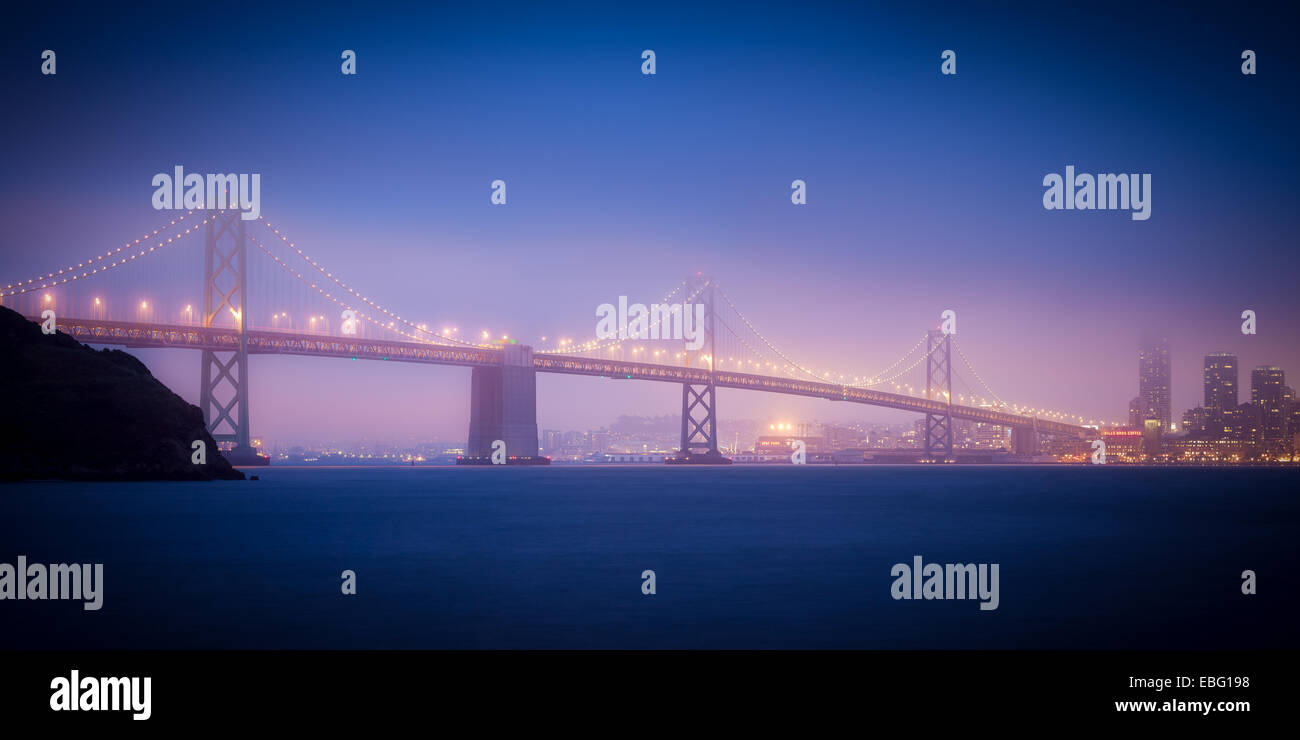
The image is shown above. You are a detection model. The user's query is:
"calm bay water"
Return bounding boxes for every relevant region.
[1,466,1296,649]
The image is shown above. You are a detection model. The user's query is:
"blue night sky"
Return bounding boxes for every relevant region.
[2,1,1297,446]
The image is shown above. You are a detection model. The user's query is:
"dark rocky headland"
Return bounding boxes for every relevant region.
[0,305,244,481]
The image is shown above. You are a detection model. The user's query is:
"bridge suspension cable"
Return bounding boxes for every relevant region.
[256,220,476,346]
[245,232,471,346]
[712,314,937,391]
[951,337,1012,411]
[534,280,698,355]
[1,212,209,298]
[949,364,1000,409]
[714,285,929,388]
[868,338,945,388]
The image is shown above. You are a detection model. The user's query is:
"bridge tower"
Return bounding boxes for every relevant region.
[924,329,954,460]
[199,208,254,461]
[670,275,730,464]
[1012,418,1040,456]
[462,343,544,464]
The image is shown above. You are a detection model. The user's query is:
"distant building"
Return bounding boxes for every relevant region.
[585,452,667,464]
[1128,397,1144,429]
[1102,428,1145,463]
[1235,401,1262,442]
[756,436,825,453]
[821,424,861,451]
[1181,406,1208,437]
[1285,386,1296,438]
[1163,437,1253,464]
[1042,436,1093,462]
[1252,366,1288,441]
[540,429,561,454]
[972,404,1009,450]
[1138,333,1171,429]
[1204,352,1238,408]
[952,419,976,448]
[1142,419,1163,458]
[1203,352,1237,438]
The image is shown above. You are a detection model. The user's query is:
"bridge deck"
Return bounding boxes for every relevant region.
[38,316,1089,438]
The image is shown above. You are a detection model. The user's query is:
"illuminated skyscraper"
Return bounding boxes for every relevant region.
[1251,366,1288,440]
[1203,352,1238,438]
[1138,333,1171,429]
[1204,353,1238,409]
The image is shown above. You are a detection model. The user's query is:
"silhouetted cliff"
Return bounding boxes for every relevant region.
[0,305,244,481]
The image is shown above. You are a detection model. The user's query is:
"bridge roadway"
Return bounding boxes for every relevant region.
[39,316,1091,439]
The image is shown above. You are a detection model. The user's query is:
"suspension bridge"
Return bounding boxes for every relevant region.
[2,208,1098,464]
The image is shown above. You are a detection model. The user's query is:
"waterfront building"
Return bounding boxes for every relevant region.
[1138,333,1172,428]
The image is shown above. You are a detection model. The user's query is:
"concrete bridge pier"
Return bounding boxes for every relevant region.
[1011,426,1039,456]
[462,344,547,464]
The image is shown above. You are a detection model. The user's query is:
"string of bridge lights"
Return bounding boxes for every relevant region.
[716,285,937,389]
[950,367,982,405]
[872,340,946,390]
[534,280,695,355]
[714,285,852,383]
[952,338,1119,427]
[719,283,1122,425]
[717,291,1118,423]
[851,333,931,386]
[715,318,836,381]
[715,318,795,375]
[952,338,1012,411]
[258,219,477,347]
[246,232,458,346]
[705,320,1016,411]
[948,364,1012,410]
[711,310,938,392]
[0,212,209,298]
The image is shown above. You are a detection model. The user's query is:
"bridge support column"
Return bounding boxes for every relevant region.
[463,344,545,464]
[1011,426,1039,456]
[199,208,259,464]
[669,275,730,464]
[924,329,954,461]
